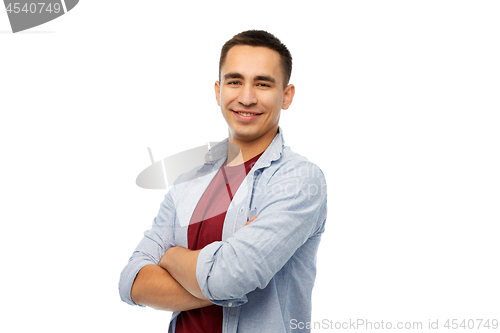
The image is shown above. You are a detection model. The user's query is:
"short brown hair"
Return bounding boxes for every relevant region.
[219,30,293,88]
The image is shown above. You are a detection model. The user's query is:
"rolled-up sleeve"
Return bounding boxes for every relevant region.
[196,161,327,303]
[119,191,176,306]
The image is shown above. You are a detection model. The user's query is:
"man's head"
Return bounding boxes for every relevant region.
[216,30,295,150]
[219,30,293,89]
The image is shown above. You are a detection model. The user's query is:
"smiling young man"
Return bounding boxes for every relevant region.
[119,30,327,333]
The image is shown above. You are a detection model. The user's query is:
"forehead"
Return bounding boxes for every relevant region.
[221,45,283,82]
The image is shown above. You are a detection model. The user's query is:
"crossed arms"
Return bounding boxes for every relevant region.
[130,218,256,312]
[119,161,327,312]
[130,257,209,312]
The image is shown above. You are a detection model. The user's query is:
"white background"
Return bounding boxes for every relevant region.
[1,1,499,332]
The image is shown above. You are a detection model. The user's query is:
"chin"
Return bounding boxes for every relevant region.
[231,126,260,140]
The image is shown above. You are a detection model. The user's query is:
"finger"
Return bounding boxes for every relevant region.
[244,216,257,226]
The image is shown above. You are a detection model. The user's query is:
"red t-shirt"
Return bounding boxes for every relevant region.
[175,153,262,333]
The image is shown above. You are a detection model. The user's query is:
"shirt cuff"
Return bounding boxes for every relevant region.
[196,241,248,307]
[119,258,150,307]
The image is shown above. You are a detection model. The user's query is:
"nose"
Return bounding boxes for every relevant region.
[238,84,257,107]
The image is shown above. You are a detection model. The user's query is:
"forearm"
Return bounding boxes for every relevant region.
[131,264,212,312]
[159,218,257,301]
[160,247,207,300]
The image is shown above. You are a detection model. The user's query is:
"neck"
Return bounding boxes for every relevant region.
[226,128,278,167]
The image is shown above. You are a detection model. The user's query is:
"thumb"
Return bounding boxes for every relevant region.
[244,216,257,226]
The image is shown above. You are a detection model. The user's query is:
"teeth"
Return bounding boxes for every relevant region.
[237,112,258,116]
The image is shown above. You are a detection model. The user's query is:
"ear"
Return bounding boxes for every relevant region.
[215,81,221,106]
[282,84,295,110]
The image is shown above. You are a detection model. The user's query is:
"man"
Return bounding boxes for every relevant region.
[119,30,327,333]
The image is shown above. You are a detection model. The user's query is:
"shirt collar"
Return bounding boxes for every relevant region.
[205,126,285,169]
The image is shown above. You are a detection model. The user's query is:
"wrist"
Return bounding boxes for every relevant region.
[159,246,176,269]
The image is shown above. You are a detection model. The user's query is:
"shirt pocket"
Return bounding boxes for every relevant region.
[246,207,257,222]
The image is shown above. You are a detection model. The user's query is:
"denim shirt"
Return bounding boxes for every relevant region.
[119,127,328,333]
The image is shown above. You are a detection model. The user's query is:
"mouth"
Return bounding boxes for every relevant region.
[232,110,263,122]
[232,110,263,117]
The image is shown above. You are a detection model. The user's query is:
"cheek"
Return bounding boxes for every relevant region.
[263,94,284,114]
[220,89,234,107]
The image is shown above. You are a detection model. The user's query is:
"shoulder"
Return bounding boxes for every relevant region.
[256,146,327,204]
[270,146,326,185]
[254,146,327,227]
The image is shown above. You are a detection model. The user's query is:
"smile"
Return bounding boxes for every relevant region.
[232,110,262,122]
[235,111,261,116]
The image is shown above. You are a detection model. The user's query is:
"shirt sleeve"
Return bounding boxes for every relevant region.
[196,160,327,304]
[119,190,176,306]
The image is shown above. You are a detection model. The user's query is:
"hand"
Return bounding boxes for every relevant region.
[158,247,207,300]
[159,248,169,269]
[244,216,257,226]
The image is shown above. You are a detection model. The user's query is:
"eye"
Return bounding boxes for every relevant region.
[257,83,271,87]
[228,81,241,85]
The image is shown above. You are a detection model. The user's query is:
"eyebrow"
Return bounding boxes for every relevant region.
[255,75,276,84]
[224,73,244,80]
[224,72,276,84]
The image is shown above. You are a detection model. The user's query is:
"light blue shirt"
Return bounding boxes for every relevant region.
[119,127,328,333]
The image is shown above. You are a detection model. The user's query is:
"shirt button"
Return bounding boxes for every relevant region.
[228,302,233,307]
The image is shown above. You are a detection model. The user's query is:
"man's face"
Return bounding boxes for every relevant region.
[215,45,295,147]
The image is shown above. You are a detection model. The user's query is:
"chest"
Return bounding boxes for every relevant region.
[171,168,262,248]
